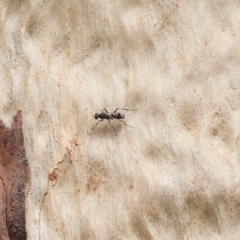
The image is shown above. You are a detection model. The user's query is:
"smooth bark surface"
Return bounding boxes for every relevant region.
[0,0,240,239]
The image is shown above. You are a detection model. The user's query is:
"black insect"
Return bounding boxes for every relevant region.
[88,108,137,136]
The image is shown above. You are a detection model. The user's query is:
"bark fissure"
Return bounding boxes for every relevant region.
[0,111,28,240]
[0,176,9,240]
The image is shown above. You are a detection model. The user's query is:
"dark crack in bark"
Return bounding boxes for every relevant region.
[0,111,28,240]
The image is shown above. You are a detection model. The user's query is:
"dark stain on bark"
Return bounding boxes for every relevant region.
[0,111,28,240]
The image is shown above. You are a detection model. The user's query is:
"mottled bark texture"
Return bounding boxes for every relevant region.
[0,111,28,240]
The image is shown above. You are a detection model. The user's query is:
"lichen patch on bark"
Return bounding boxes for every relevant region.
[0,111,28,240]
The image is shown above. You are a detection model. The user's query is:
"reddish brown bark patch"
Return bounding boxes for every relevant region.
[0,111,28,240]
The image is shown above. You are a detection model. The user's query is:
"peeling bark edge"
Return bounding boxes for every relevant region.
[0,111,28,240]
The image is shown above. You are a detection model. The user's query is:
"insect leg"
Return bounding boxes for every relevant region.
[114,108,137,113]
[92,119,104,130]
[116,119,134,128]
[87,117,95,135]
[108,120,117,136]
[102,108,108,113]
